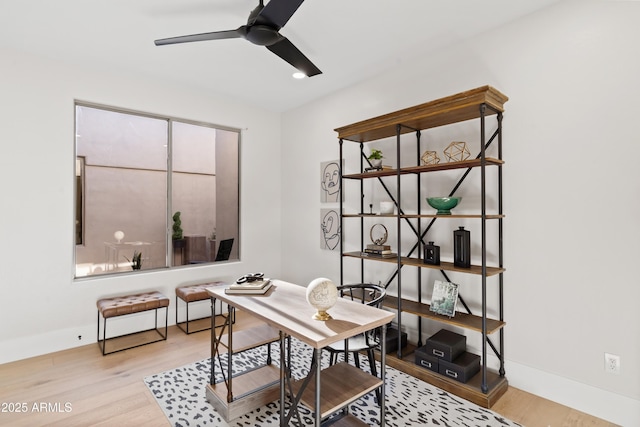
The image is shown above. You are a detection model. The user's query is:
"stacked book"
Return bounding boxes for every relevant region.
[225,278,272,295]
[364,165,393,173]
[361,244,397,258]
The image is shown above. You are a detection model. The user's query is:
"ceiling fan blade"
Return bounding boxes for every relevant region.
[257,0,305,30]
[155,29,241,46]
[266,37,321,77]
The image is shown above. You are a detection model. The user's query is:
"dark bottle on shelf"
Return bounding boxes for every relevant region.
[423,241,440,265]
[453,226,471,268]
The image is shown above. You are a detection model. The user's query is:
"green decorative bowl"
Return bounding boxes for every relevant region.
[426,197,461,215]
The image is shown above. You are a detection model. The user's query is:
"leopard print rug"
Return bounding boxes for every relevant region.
[144,338,520,426]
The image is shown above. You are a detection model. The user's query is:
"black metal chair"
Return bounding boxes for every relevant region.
[325,283,386,403]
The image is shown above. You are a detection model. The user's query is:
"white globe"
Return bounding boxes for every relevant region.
[306,278,338,321]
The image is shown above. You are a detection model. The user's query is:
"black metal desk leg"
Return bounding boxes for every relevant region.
[227,302,233,402]
[380,323,387,426]
[279,331,286,426]
[315,347,321,427]
[210,298,216,385]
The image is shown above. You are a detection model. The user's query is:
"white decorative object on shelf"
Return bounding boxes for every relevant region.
[306,277,338,321]
[379,201,394,214]
[114,230,125,243]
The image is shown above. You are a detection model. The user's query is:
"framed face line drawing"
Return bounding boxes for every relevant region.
[320,208,340,250]
[320,160,341,203]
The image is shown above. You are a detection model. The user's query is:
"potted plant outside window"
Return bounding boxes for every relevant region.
[124,250,143,270]
[172,211,186,249]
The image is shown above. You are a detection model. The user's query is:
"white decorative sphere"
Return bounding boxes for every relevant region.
[306,278,338,321]
[114,231,125,243]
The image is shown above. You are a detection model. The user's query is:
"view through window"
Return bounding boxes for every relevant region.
[74,103,239,278]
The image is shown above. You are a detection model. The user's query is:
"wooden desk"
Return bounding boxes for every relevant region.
[207,279,395,426]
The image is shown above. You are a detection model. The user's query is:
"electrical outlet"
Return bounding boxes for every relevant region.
[604,353,620,374]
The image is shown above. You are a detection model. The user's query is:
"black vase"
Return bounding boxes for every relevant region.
[453,226,471,268]
[423,241,440,265]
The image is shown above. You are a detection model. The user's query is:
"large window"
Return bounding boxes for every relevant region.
[74,103,239,278]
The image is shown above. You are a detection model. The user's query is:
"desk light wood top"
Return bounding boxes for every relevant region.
[207,280,394,349]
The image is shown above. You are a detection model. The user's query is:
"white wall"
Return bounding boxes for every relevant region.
[0,46,283,362]
[1,1,639,425]
[281,1,640,425]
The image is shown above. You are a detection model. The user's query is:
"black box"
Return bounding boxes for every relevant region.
[424,329,466,362]
[414,345,439,373]
[438,351,481,383]
[385,326,407,353]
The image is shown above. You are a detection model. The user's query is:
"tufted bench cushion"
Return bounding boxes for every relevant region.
[175,281,232,334]
[175,282,222,303]
[96,291,169,355]
[97,291,170,318]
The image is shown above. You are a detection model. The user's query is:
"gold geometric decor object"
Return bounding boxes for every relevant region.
[444,141,470,162]
[421,150,440,165]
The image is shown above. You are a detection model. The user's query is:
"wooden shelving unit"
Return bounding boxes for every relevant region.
[342,252,505,276]
[335,86,509,408]
[377,346,508,408]
[383,296,505,334]
[342,157,504,179]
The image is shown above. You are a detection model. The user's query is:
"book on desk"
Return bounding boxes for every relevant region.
[225,279,272,295]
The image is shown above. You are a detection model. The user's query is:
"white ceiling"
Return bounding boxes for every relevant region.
[0,0,562,112]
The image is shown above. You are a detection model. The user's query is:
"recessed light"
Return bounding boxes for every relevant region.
[292,72,306,79]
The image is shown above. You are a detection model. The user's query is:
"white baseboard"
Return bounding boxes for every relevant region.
[1,309,175,365]
[0,324,96,364]
[506,360,639,426]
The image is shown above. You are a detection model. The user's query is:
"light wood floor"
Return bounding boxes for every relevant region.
[0,311,617,427]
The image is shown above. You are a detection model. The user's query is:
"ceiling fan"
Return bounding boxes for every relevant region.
[154,0,321,77]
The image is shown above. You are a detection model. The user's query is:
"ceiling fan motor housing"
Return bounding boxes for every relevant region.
[244,25,282,46]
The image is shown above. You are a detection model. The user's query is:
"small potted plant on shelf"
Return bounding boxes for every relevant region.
[368,149,384,168]
[124,250,143,270]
